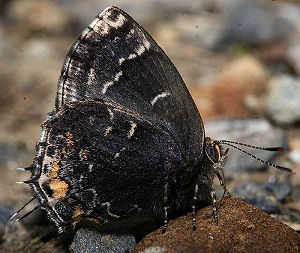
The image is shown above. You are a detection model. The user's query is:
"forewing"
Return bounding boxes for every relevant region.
[56,6,204,163]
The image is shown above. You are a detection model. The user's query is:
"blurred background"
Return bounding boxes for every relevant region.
[0,0,299,251]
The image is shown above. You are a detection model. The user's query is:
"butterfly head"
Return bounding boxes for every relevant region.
[204,137,225,165]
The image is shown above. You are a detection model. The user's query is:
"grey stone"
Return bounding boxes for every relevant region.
[0,203,13,240]
[234,182,280,214]
[205,119,286,174]
[289,150,300,164]
[70,228,136,253]
[252,197,280,214]
[153,0,209,14]
[0,204,12,225]
[291,185,300,202]
[234,182,268,200]
[265,182,292,202]
[286,44,300,75]
[265,75,300,125]
[214,0,293,50]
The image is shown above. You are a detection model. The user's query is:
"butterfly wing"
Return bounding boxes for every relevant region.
[33,100,184,228]
[56,6,204,164]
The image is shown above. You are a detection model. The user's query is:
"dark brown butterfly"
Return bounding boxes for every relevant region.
[12,6,294,234]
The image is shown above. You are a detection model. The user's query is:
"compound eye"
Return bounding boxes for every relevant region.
[205,144,221,164]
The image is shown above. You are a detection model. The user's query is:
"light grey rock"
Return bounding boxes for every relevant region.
[70,228,136,253]
[205,119,286,174]
[265,75,300,125]
[289,150,300,164]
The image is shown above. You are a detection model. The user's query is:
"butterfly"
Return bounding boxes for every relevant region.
[12,6,294,234]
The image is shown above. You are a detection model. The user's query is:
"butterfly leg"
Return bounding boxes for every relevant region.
[192,183,199,230]
[162,182,169,233]
[216,171,224,188]
[210,187,218,225]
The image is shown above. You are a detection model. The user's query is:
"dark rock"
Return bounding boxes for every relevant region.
[234,182,280,214]
[234,182,268,199]
[265,75,300,125]
[265,182,292,202]
[70,228,136,253]
[134,197,300,253]
[0,203,12,224]
[0,0,12,16]
[291,185,300,202]
[205,119,286,174]
[250,198,280,214]
[0,203,13,240]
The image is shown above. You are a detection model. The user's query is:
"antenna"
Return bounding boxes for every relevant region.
[217,141,295,174]
[14,203,44,222]
[9,196,36,221]
[218,140,285,152]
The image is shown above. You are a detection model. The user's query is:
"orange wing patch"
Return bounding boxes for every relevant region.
[66,131,75,146]
[72,205,84,218]
[49,161,69,198]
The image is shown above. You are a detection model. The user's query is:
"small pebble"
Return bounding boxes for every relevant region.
[289,150,300,164]
[247,224,254,229]
[265,75,300,125]
[70,228,136,253]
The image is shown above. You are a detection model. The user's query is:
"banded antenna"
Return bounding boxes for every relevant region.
[217,140,295,174]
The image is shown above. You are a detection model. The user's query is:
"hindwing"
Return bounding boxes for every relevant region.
[32,100,184,225]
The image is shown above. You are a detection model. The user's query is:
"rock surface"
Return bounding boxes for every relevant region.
[70,228,136,253]
[134,197,300,253]
[265,75,300,125]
